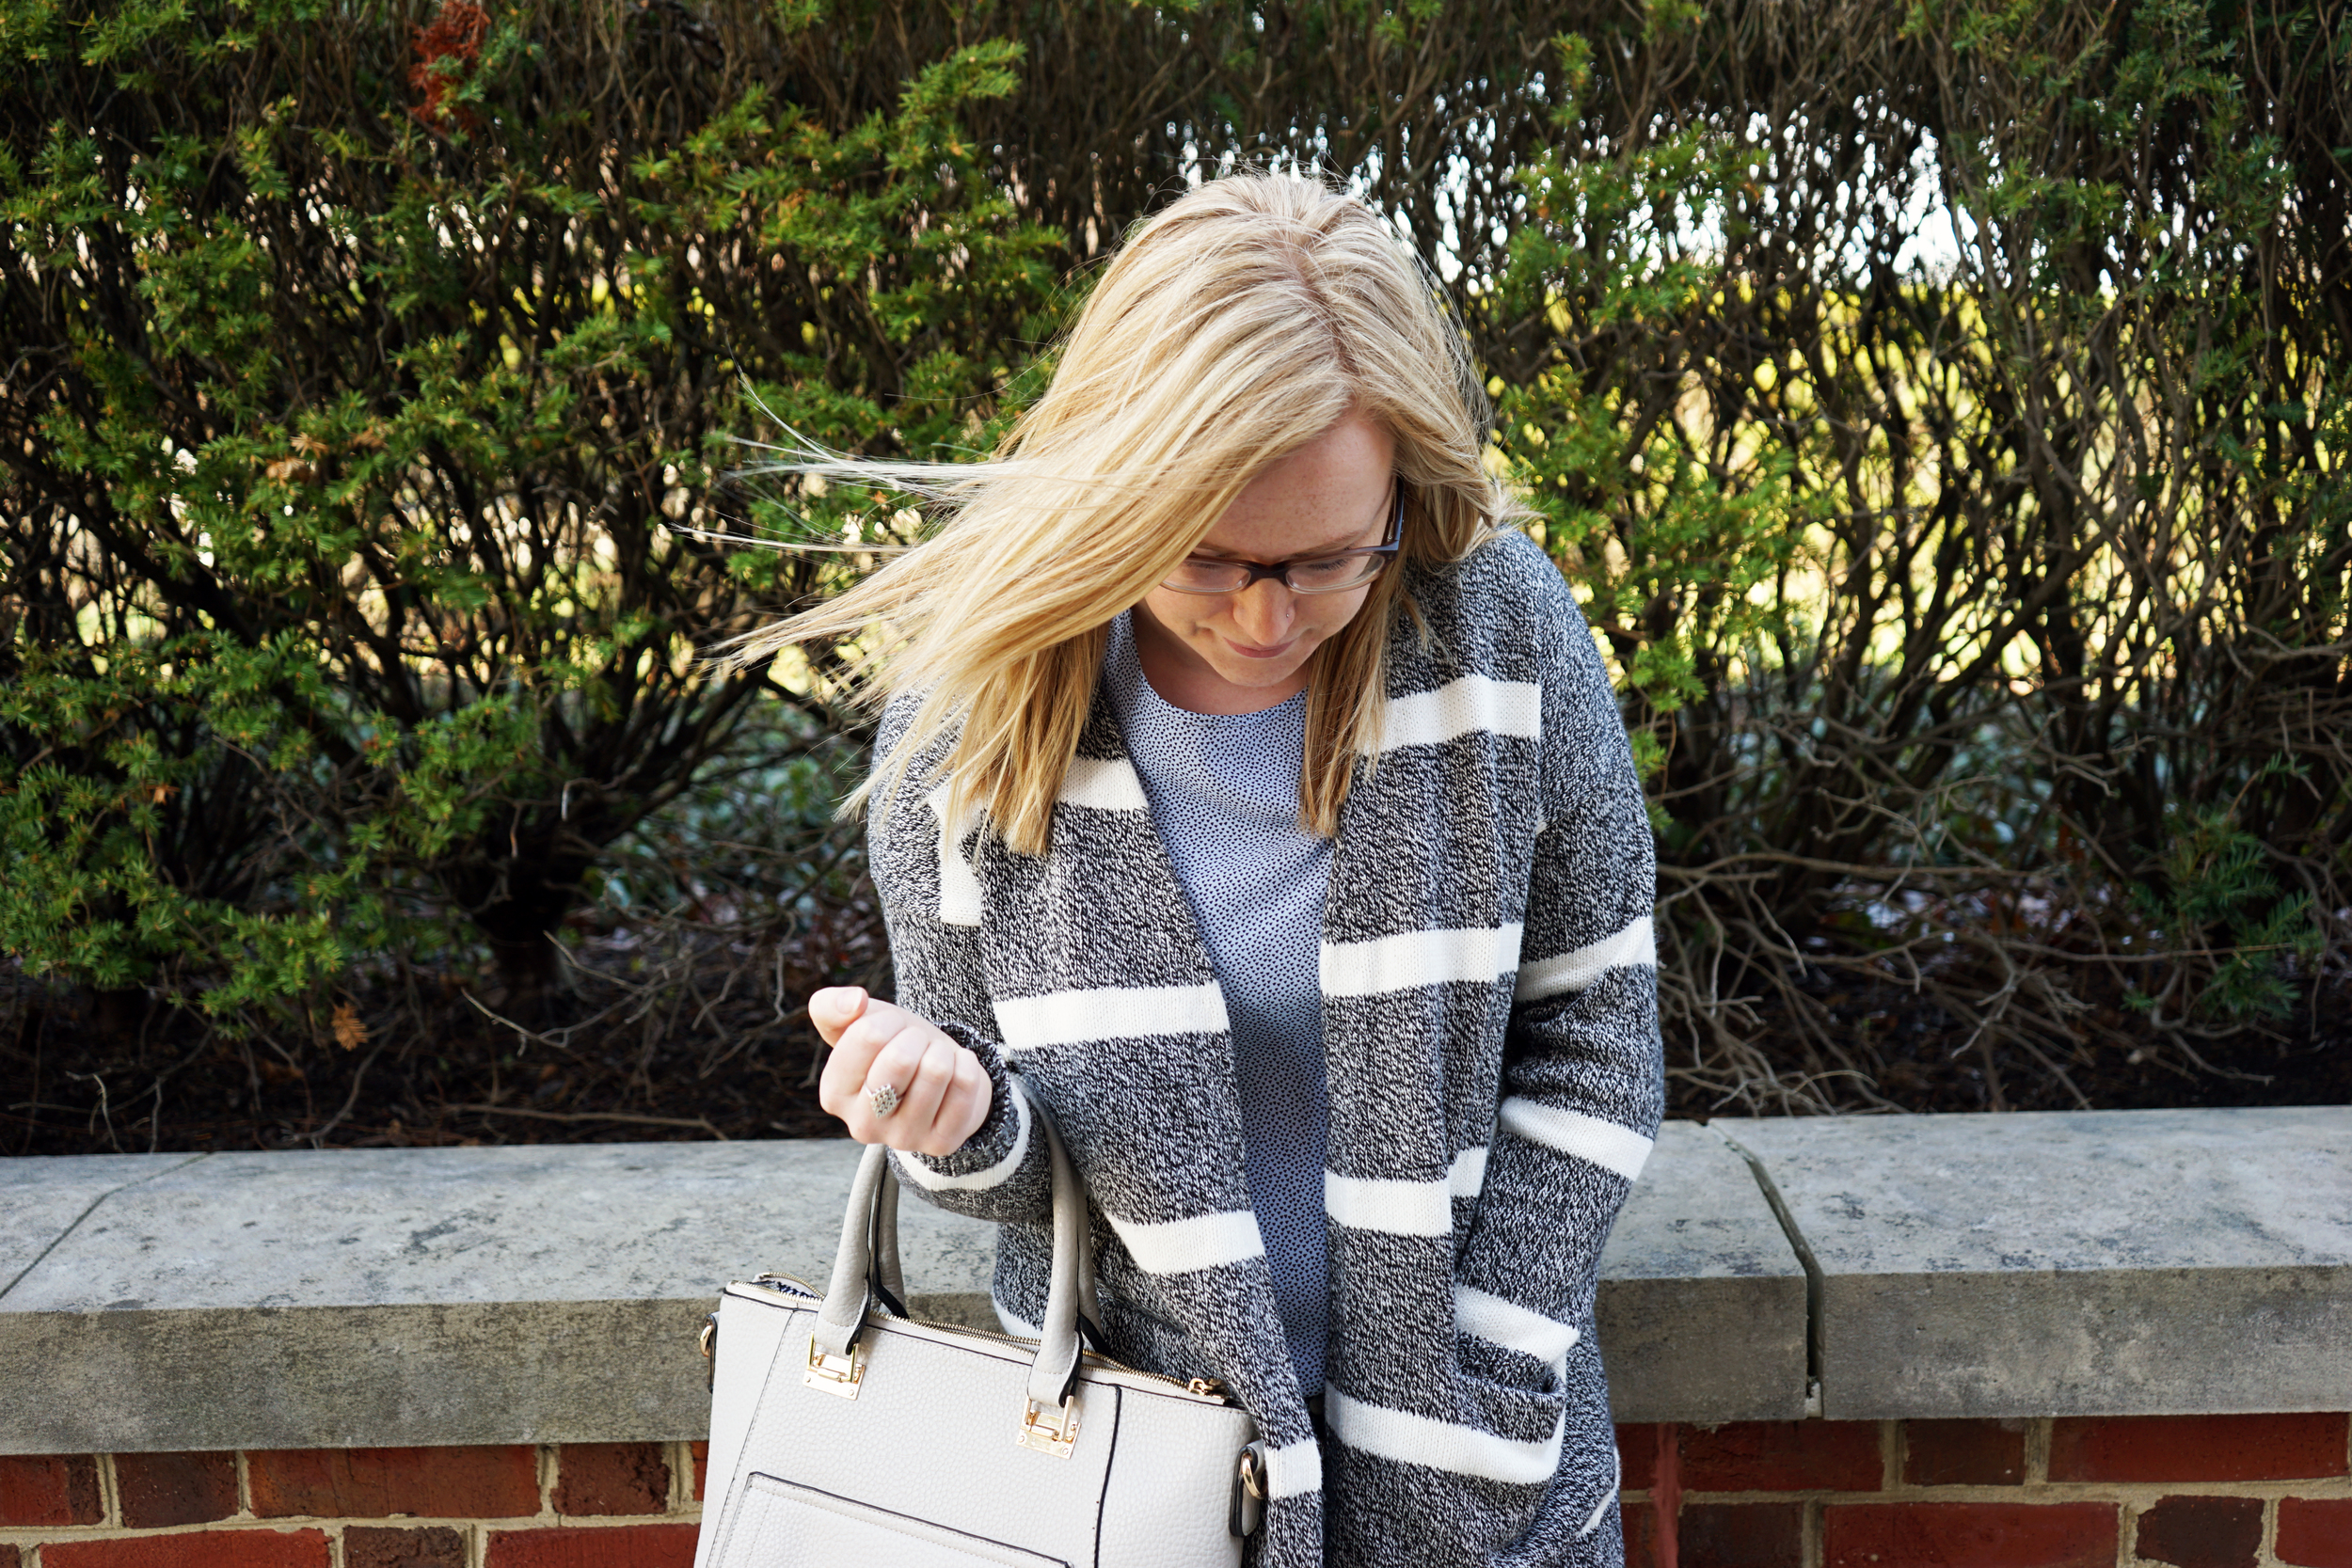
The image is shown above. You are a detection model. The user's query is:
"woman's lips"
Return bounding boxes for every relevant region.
[1226,636,1298,660]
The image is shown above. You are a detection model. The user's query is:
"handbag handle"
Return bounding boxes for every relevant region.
[812,1103,1099,1417]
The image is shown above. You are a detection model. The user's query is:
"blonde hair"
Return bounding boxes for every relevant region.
[735,172,1509,856]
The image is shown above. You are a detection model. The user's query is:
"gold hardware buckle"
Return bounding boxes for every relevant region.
[1016,1397,1080,1457]
[803,1335,864,1400]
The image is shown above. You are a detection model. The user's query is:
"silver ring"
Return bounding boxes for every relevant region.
[867,1082,901,1119]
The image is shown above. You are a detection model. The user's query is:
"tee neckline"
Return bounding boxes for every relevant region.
[1112,611,1309,728]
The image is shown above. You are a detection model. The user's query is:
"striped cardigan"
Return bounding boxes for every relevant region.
[868,529,1663,1568]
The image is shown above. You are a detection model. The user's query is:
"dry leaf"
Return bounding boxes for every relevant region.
[331,1001,369,1051]
[264,457,318,483]
[291,433,331,456]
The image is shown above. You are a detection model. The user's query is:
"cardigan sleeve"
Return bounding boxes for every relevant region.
[862,697,1055,1224]
[1452,581,1664,1371]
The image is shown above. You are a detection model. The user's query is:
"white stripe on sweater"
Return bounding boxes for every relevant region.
[893,1076,1034,1194]
[1057,755,1149,812]
[1454,1283,1579,1370]
[1104,1208,1266,1275]
[1516,915,1656,1001]
[926,787,983,927]
[1498,1099,1655,1180]
[1320,924,1524,998]
[1579,1448,1621,1537]
[1381,674,1544,751]
[1263,1436,1323,1500]
[1325,1146,1491,1233]
[1324,1387,1565,1487]
[992,1290,1042,1339]
[993,983,1230,1051]
[1326,1171,1453,1236]
[1450,1145,1489,1199]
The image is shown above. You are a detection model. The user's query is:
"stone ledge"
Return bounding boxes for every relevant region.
[4,1106,2342,1453]
[1722,1105,2352,1420]
[0,1122,1799,1451]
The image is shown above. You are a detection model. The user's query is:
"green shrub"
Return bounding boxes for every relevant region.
[1,0,1060,1020]
[5,0,2346,1115]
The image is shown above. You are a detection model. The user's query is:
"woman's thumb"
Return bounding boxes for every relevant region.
[808,985,867,1041]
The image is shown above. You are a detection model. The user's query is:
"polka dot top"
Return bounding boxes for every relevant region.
[1103,611,1330,1394]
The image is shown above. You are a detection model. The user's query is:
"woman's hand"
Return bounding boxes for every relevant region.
[810,987,993,1157]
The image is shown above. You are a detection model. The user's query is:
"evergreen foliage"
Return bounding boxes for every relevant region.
[4,0,2346,1129]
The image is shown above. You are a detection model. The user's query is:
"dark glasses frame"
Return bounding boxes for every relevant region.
[1158,481,1405,595]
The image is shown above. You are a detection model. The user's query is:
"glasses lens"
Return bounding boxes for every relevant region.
[1286,554,1387,594]
[1162,559,1251,594]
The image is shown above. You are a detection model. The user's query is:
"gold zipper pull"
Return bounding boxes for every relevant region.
[1185,1377,1226,1398]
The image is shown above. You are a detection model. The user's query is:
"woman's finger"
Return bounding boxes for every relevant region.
[927,1047,993,1155]
[856,1021,936,1124]
[816,997,917,1122]
[817,1017,894,1123]
[886,1032,960,1146]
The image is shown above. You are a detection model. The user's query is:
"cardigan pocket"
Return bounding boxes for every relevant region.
[1448,1336,1620,1558]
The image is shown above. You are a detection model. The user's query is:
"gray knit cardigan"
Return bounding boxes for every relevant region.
[867,529,1663,1568]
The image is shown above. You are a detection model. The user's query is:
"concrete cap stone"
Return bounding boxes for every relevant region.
[1597,1120,1808,1422]
[0,1152,204,1295]
[0,1140,994,1452]
[0,1121,1806,1452]
[1719,1105,2352,1420]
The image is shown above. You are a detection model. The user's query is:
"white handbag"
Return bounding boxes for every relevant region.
[694,1114,1267,1568]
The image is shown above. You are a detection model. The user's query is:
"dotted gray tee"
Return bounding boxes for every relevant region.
[1102,611,1331,1393]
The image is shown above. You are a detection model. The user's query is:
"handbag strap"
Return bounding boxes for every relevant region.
[812,1104,1095,1415]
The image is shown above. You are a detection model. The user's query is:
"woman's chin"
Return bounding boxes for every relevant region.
[1205,655,1312,692]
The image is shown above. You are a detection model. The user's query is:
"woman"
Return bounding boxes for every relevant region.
[756,174,1661,1567]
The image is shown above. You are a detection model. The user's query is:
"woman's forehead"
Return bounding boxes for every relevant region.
[1192,484,1391,562]
[1193,415,1394,559]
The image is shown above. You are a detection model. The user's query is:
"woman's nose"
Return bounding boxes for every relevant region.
[1231,578,1297,643]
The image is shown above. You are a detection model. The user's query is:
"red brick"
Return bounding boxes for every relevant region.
[117,1450,241,1528]
[43,1528,329,1568]
[1624,1499,1661,1568]
[344,1526,469,1568]
[1681,1420,1882,1492]
[0,1453,103,1525]
[485,1523,697,1568]
[554,1443,669,1515]
[1685,1501,1804,1568]
[2134,1495,2262,1568]
[2280,1497,2352,1568]
[689,1441,707,1503]
[1824,1502,2117,1568]
[247,1446,540,1519]
[1618,1424,1662,1492]
[0,1544,19,1568]
[2049,1414,2348,1483]
[1904,1419,2026,1485]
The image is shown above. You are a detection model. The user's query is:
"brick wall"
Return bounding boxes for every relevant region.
[1619,1415,2352,1568]
[0,1442,711,1568]
[5,1417,2348,1567]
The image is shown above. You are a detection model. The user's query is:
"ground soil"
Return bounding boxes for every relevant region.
[5,930,2344,1158]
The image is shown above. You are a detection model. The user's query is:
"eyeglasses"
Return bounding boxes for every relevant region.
[1158,483,1404,596]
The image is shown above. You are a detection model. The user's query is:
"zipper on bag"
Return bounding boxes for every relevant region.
[721,1276,1237,1406]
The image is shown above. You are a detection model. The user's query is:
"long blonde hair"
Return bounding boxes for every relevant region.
[734,173,1509,856]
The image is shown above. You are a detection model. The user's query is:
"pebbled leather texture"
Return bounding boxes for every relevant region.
[715,1472,1070,1567]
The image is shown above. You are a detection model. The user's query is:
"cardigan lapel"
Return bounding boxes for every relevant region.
[1316,596,1535,1402]
[965,685,1311,1417]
